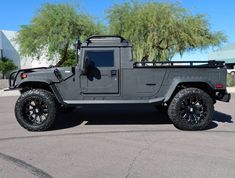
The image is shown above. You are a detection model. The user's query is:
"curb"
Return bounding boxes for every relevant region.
[0,89,20,97]
[227,87,235,93]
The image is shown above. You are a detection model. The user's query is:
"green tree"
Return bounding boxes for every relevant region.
[61,49,76,67]
[17,3,104,66]
[227,74,235,87]
[107,2,226,61]
[0,58,17,79]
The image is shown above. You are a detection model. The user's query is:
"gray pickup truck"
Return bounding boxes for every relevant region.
[8,35,230,131]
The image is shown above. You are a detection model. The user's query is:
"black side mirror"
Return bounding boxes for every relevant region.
[84,57,91,68]
[74,38,82,64]
[71,66,75,74]
[82,56,92,75]
[74,39,82,50]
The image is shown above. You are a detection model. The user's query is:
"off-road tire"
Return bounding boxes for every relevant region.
[15,89,57,131]
[168,88,214,130]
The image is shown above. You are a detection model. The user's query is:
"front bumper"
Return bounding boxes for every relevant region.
[8,70,19,90]
[216,91,231,102]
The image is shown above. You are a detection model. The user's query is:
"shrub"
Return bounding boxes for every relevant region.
[0,57,17,79]
[227,74,235,87]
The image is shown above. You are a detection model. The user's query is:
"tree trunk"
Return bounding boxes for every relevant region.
[141,55,149,62]
[55,42,70,67]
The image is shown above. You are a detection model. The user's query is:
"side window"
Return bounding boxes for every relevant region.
[85,51,114,67]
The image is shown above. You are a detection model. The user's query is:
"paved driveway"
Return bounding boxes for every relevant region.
[0,95,234,178]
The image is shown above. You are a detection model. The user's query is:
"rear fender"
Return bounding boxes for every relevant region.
[164,78,214,102]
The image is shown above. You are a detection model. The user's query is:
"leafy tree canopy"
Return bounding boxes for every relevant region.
[17,3,104,66]
[107,2,227,61]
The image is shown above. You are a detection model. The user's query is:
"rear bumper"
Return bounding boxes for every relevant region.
[216,90,231,102]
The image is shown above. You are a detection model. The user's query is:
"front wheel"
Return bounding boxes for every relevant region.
[168,88,214,130]
[15,89,57,131]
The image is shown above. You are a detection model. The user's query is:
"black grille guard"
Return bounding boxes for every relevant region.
[8,67,48,89]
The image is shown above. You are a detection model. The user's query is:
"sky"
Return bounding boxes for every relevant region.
[0,0,235,61]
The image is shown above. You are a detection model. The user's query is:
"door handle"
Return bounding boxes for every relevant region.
[146,83,156,86]
[111,70,117,76]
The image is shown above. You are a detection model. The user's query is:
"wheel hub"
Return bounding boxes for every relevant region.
[35,108,39,113]
[22,98,49,125]
[189,107,194,113]
[179,96,207,125]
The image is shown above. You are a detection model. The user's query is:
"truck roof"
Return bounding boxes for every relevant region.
[81,35,132,47]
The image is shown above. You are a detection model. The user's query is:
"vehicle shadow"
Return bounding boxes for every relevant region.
[213,111,233,123]
[51,105,171,130]
[50,105,232,131]
[82,105,172,125]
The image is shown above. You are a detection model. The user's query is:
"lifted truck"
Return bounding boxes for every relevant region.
[8,35,231,131]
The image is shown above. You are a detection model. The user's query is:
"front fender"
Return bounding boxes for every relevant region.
[17,79,55,88]
[18,81,65,105]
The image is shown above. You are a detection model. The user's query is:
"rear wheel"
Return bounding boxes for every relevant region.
[168,88,214,130]
[15,89,57,131]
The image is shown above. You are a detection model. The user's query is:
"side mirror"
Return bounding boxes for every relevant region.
[74,39,82,50]
[71,66,75,74]
[82,56,92,75]
[74,38,82,65]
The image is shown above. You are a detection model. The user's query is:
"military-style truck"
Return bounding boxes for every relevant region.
[7,35,230,131]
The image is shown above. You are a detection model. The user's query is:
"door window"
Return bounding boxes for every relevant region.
[85,51,114,67]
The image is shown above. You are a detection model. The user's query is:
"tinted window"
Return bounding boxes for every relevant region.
[85,51,114,67]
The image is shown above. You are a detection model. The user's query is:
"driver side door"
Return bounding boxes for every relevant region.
[80,48,120,94]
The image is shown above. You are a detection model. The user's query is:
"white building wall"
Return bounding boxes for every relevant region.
[0,34,3,58]
[0,30,20,68]
[0,30,58,69]
[21,54,58,69]
[0,31,2,52]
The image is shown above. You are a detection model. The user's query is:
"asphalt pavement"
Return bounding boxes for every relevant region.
[0,94,235,178]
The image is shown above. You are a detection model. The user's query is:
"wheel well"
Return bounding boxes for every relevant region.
[19,82,53,93]
[167,82,215,104]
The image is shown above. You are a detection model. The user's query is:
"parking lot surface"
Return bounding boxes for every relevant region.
[0,94,235,178]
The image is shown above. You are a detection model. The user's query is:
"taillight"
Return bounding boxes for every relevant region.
[20,73,28,79]
[215,83,223,89]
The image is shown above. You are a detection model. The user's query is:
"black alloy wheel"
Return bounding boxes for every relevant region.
[179,95,207,125]
[22,97,49,126]
[15,89,57,131]
[168,88,214,130]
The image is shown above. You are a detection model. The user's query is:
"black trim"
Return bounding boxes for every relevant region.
[49,85,65,105]
[134,60,225,68]
[63,97,165,105]
[216,91,231,102]
[86,35,127,43]
[8,67,49,89]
